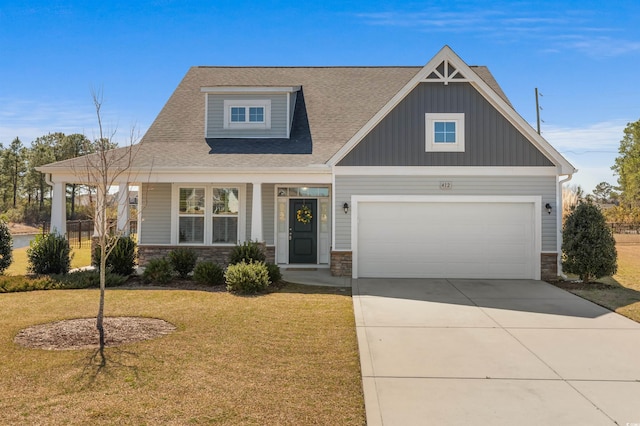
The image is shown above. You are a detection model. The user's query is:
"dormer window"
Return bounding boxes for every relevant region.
[223,99,271,129]
[230,106,265,123]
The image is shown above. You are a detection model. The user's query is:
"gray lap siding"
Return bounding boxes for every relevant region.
[138,182,275,247]
[334,175,557,252]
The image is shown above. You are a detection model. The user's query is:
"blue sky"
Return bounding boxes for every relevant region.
[1,0,639,193]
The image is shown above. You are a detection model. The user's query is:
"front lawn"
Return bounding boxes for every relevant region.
[0,284,364,425]
[553,239,640,323]
[4,244,92,276]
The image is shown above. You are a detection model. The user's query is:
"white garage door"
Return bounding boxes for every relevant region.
[356,201,537,279]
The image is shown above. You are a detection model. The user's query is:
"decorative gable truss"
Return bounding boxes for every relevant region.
[424,59,470,85]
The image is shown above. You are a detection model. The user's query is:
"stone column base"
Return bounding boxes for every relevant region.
[330,251,352,277]
[541,253,558,281]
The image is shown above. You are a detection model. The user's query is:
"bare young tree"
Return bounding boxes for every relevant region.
[80,88,142,364]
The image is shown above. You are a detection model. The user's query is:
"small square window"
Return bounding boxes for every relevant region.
[434,121,456,143]
[249,107,264,122]
[425,113,465,152]
[230,107,245,122]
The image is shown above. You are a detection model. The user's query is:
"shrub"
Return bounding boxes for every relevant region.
[0,271,126,293]
[93,236,137,276]
[266,262,282,284]
[0,220,12,274]
[0,275,56,293]
[168,248,198,279]
[562,202,617,283]
[51,270,127,289]
[225,261,270,294]
[193,261,225,286]
[228,241,266,265]
[27,233,72,275]
[142,258,173,284]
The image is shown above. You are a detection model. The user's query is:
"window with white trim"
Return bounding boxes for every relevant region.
[176,185,241,245]
[178,187,205,244]
[223,99,271,129]
[212,188,239,243]
[425,113,465,152]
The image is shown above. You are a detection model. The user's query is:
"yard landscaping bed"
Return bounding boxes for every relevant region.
[0,284,365,425]
[549,241,640,323]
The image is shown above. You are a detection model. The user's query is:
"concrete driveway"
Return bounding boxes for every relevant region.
[352,278,640,425]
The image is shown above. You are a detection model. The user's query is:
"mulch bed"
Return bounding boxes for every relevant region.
[120,276,227,292]
[547,280,616,291]
[14,317,176,351]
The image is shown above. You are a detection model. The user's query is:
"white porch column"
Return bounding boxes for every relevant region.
[251,182,263,241]
[117,182,130,235]
[50,181,67,236]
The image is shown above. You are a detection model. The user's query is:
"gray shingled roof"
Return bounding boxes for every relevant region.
[40,65,511,172]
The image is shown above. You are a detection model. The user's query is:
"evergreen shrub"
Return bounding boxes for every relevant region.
[27,233,72,275]
[168,248,198,279]
[193,261,225,286]
[225,261,270,294]
[562,202,617,283]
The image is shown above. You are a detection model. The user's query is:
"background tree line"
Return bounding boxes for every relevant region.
[0,133,115,224]
[560,118,640,224]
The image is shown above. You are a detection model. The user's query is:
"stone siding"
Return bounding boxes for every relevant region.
[330,251,352,277]
[138,244,276,267]
[541,252,558,281]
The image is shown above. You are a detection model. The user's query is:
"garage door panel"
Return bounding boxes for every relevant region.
[357,201,536,279]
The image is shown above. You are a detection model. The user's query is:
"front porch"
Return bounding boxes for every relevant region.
[47,171,336,270]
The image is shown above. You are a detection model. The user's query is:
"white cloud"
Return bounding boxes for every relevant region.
[543,120,628,191]
[355,8,639,57]
[542,119,626,153]
[0,98,124,146]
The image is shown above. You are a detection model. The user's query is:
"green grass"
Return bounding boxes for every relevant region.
[0,284,365,425]
[4,245,92,276]
[561,242,640,322]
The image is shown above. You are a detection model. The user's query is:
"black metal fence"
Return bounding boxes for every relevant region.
[607,222,640,234]
[41,220,138,247]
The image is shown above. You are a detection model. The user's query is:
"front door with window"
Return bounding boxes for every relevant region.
[289,199,317,264]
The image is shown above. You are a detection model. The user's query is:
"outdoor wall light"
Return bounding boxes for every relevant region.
[343,202,349,214]
[545,203,552,215]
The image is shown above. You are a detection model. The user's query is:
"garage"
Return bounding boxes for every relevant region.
[354,197,540,279]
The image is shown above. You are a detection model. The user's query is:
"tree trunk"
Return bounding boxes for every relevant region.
[12,160,18,208]
[70,184,76,219]
[96,184,108,366]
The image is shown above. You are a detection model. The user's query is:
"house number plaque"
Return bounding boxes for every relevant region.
[439,181,453,190]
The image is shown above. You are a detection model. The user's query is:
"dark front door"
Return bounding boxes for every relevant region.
[289,199,317,264]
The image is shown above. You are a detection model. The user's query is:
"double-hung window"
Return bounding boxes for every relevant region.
[223,99,271,129]
[176,185,241,245]
[178,188,205,244]
[212,188,238,243]
[425,113,465,152]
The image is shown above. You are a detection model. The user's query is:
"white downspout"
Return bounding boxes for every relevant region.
[557,173,574,279]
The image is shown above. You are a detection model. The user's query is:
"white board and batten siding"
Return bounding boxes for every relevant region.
[334,175,556,279]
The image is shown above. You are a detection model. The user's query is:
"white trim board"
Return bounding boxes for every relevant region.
[334,166,559,176]
[200,86,300,93]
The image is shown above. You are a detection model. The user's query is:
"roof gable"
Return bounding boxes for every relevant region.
[329,46,576,174]
[337,81,554,167]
